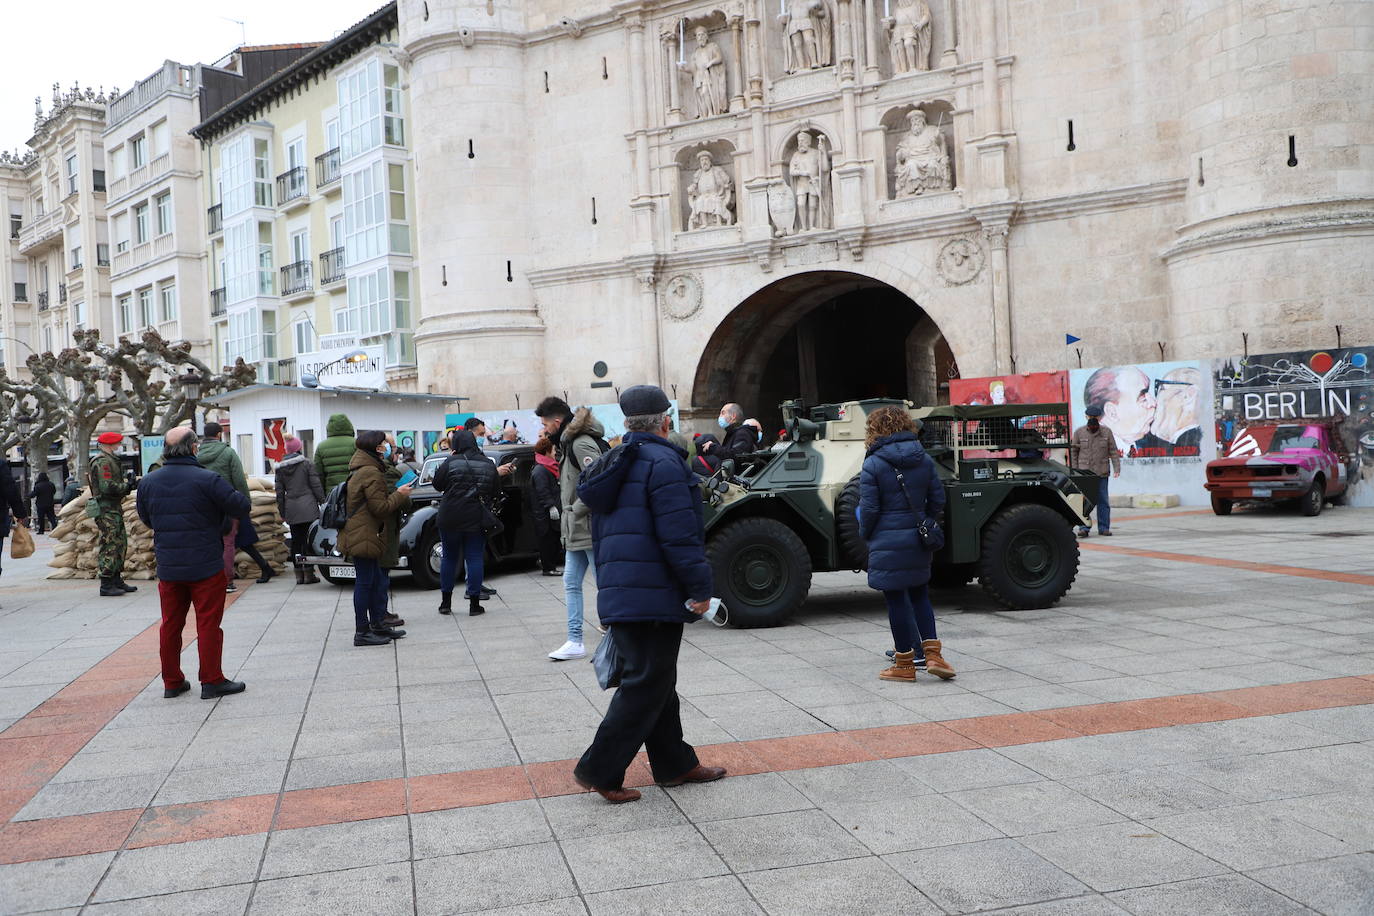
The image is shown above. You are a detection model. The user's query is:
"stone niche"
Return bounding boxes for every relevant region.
[774,126,839,236]
[880,100,956,200]
[675,139,740,233]
[664,9,746,121]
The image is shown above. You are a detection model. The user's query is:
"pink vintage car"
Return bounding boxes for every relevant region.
[1205,421,1356,517]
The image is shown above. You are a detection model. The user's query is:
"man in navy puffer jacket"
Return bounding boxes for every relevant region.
[571,385,726,803]
[136,427,252,701]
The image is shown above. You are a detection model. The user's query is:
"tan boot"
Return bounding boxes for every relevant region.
[879,649,918,682]
[922,639,956,679]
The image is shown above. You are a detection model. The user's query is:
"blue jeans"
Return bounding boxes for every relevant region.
[439,529,486,598]
[564,548,595,643]
[1083,476,1111,533]
[353,558,390,632]
[882,585,937,654]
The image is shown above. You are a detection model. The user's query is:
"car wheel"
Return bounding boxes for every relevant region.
[409,525,442,590]
[1300,480,1323,517]
[707,517,812,628]
[978,503,1079,610]
[1211,495,1233,516]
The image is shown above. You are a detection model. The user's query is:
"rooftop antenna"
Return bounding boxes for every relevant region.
[221,16,247,47]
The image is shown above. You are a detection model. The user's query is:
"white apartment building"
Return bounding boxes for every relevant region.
[0,151,37,373]
[9,85,112,367]
[192,4,419,391]
[103,62,210,359]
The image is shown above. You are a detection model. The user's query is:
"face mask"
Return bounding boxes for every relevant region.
[382,443,393,458]
[1086,418,1100,431]
[717,417,729,429]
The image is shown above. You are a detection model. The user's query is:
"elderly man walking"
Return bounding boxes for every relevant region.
[135,427,252,699]
[571,384,726,803]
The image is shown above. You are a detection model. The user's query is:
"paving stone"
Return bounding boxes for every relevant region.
[781,760,930,807]
[741,856,942,915]
[827,794,1004,854]
[1271,791,1374,850]
[538,785,686,840]
[946,781,1127,838]
[585,874,757,915]
[16,773,166,821]
[664,771,813,822]
[885,837,1089,913]
[261,815,411,879]
[406,738,521,776]
[414,841,576,915]
[1064,767,1241,820]
[891,747,1044,793]
[561,824,727,894]
[85,883,253,915]
[699,809,869,872]
[1146,803,1355,871]
[411,799,552,859]
[1105,873,1316,916]
[1021,821,1228,892]
[468,899,589,915]
[987,896,1131,914]
[0,852,115,912]
[248,862,412,915]
[93,833,267,902]
[283,748,405,791]
[153,759,290,806]
[1247,852,1374,916]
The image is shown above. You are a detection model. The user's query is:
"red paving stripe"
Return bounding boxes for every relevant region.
[1081,542,1374,587]
[3,674,1371,863]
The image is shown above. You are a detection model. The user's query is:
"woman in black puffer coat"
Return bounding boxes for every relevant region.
[859,406,955,683]
[433,429,500,616]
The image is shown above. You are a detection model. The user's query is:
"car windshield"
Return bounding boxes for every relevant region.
[419,455,446,484]
[1267,431,1320,452]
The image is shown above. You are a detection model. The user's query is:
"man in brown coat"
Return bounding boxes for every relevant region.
[1070,405,1121,537]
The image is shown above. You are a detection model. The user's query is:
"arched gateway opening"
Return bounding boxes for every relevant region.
[692,271,955,431]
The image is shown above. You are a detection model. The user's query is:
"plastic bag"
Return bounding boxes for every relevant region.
[590,627,622,690]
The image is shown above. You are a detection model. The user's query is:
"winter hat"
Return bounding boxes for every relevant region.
[618,384,671,416]
[284,436,303,454]
[96,432,124,445]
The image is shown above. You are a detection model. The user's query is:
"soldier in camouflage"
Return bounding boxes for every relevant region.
[90,432,137,598]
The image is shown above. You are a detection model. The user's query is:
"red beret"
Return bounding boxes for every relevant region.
[96,432,124,445]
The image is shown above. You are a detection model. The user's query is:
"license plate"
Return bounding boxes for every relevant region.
[328,565,357,579]
[1251,488,1271,498]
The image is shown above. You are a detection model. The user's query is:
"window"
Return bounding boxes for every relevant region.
[8,214,20,239]
[343,161,386,264]
[347,266,388,338]
[44,326,52,353]
[130,135,146,168]
[287,138,306,172]
[150,121,169,159]
[253,138,272,207]
[109,145,125,179]
[384,65,405,146]
[225,309,260,362]
[223,220,255,304]
[70,246,82,270]
[294,315,315,355]
[72,300,85,328]
[96,243,109,266]
[262,310,277,359]
[66,155,78,196]
[388,164,406,221]
[338,61,382,161]
[159,283,177,322]
[290,229,309,265]
[154,192,172,236]
[138,288,153,328]
[92,170,105,193]
[113,213,129,253]
[117,295,132,333]
[219,135,251,216]
[330,215,344,251]
[133,203,149,244]
[326,118,339,152]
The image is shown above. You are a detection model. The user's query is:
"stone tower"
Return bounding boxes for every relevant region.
[400,0,545,403]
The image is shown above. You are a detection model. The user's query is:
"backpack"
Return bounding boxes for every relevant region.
[320,473,354,530]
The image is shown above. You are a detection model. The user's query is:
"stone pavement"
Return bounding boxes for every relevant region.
[1,506,1373,915]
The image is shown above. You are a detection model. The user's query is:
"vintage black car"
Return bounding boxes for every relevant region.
[303,444,542,587]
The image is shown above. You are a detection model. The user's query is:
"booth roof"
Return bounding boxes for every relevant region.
[207,385,468,405]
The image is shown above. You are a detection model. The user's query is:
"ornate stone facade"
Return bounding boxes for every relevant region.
[398,0,1374,420]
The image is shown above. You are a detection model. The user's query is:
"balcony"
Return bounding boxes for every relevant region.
[210,287,226,317]
[315,148,341,193]
[17,209,63,255]
[281,260,313,300]
[277,167,309,210]
[58,283,68,305]
[37,291,49,310]
[207,204,222,235]
[320,247,345,286]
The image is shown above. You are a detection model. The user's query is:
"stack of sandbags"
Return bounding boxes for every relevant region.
[47,489,157,580]
[236,477,289,578]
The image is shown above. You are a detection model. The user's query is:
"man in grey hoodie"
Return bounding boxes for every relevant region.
[536,397,606,661]
[197,422,250,592]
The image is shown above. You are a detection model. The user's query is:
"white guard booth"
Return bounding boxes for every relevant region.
[208,385,467,476]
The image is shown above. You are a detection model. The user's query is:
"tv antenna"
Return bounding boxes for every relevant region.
[221,17,247,46]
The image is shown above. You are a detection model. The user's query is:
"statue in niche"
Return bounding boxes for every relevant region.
[886,0,933,73]
[787,131,831,232]
[687,151,735,229]
[678,26,729,119]
[894,109,951,196]
[779,0,834,73]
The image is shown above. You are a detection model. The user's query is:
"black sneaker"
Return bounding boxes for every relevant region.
[354,631,391,646]
[371,625,406,639]
[163,681,191,698]
[200,679,246,699]
[479,586,496,599]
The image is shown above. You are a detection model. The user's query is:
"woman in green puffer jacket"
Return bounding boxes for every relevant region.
[314,413,356,490]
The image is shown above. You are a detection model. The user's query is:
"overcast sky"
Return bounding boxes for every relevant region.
[1,0,387,152]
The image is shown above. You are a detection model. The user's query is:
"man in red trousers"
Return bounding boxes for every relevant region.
[135,427,252,699]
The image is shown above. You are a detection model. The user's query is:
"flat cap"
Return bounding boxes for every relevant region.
[619,384,671,417]
[96,431,124,445]
[1083,405,1104,418]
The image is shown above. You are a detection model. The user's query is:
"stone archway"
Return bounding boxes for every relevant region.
[690,270,955,432]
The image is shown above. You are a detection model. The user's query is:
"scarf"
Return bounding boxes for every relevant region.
[535,451,560,478]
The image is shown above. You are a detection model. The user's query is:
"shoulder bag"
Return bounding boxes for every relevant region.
[875,456,945,552]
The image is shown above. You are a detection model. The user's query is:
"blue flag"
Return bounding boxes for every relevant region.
[1065,334,1081,346]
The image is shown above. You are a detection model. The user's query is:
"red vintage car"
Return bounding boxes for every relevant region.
[1206,421,1357,517]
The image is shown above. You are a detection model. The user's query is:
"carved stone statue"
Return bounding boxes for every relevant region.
[894,109,950,196]
[687,151,735,229]
[886,0,933,73]
[779,0,834,73]
[788,131,831,232]
[678,26,729,119]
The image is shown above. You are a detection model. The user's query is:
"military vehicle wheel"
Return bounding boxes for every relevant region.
[929,564,975,589]
[978,503,1078,610]
[835,476,869,570]
[1300,480,1323,517]
[708,518,812,628]
[1211,495,1233,516]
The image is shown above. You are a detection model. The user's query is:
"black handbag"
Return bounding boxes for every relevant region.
[877,456,945,552]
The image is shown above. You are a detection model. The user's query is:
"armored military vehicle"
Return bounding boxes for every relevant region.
[701,399,1097,627]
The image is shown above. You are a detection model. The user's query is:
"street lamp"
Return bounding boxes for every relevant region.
[176,369,204,432]
[16,412,35,437]
[300,349,369,389]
